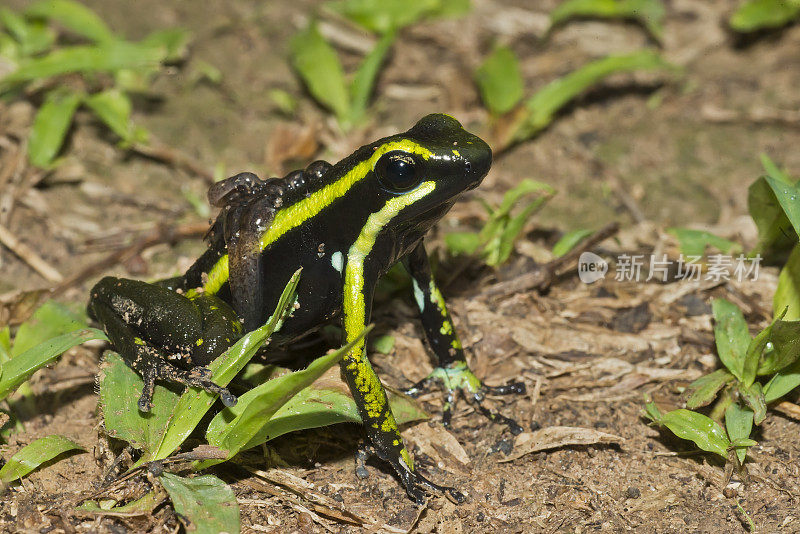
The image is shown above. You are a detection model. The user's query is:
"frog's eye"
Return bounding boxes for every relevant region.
[375,152,421,193]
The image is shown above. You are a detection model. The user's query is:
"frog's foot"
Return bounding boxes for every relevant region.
[137,359,237,412]
[355,441,465,504]
[406,362,525,435]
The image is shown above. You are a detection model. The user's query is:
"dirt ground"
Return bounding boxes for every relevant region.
[1,0,799,532]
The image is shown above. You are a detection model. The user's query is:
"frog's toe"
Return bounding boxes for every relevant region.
[137,368,157,412]
[400,469,465,505]
[467,395,524,435]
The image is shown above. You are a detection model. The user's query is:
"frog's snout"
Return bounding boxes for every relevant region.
[464,137,492,190]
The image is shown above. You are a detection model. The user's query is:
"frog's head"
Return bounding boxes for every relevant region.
[358,113,492,231]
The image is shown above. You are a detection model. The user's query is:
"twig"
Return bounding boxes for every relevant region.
[132,142,215,184]
[0,222,63,283]
[481,222,620,298]
[52,222,208,297]
[702,103,800,127]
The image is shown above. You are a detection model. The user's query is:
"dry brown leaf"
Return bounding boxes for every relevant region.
[499,426,624,462]
[404,423,471,470]
[265,121,319,176]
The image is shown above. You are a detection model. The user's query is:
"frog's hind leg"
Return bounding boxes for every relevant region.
[402,242,525,435]
[88,277,236,412]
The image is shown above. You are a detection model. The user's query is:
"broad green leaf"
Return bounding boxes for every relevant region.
[12,300,86,357]
[667,228,741,257]
[552,228,593,258]
[202,367,425,467]
[724,403,753,464]
[204,327,371,462]
[0,326,11,363]
[476,46,524,115]
[763,358,800,403]
[712,299,751,382]
[761,318,800,375]
[1,40,166,89]
[134,270,301,465]
[99,351,183,452]
[160,473,239,534]
[349,31,395,123]
[775,245,800,320]
[0,328,107,401]
[0,434,84,482]
[748,174,797,261]
[659,409,731,458]
[685,369,734,409]
[28,88,82,168]
[549,0,666,40]
[730,0,800,32]
[326,0,440,34]
[289,23,350,125]
[764,175,800,241]
[444,232,482,255]
[26,0,115,43]
[84,89,134,142]
[738,382,766,425]
[268,88,298,115]
[512,50,674,143]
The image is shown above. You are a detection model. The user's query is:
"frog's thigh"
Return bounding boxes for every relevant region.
[89,276,204,352]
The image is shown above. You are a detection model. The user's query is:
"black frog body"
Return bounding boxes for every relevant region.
[89,114,523,503]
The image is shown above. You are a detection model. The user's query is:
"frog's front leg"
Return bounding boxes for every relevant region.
[88,277,239,411]
[402,242,525,434]
[342,254,463,504]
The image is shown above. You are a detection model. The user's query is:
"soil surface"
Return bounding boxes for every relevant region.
[1,0,799,532]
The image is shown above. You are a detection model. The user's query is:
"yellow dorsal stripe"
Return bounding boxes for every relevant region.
[201,139,433,295]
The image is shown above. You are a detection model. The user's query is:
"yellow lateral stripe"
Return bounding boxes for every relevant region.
[202,139,434,295]
[343,181,436,421]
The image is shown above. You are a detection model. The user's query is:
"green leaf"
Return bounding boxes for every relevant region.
[371,334,395,354]
[140,28,190,62]
[1,40,166,90]
[26,0,115,43]
[444,232,482,255]
[77,491,161,514]
[203,327,372,463]
[349,31,395,124]
[201,369,426,467]
[0,8,55,56]
[642,395,662,422]
[131,270,301,465]
[764,175,800,241]
[552,229,593,258]
[748,172,797,261]
[667,228,741,257]
[549,0,666,40]
[268,89,298,115]
[658,409,731,458]
[763,358,800,403]
[327,0,440,34]
[289,23,350,126]
[513,50,674,143]
[712,299,751,382]
[12,300,86,357]
[0,435,84,483]
[0,328,107,401]
[738,382,766,425]
[724,403,753,464]
[28,88,82,168]
[775,245,800,320]
[730,0,800,32]
[84,89,135,142]
[761,318,800,375]
[476,46,524,115]
[685,369,735,409]
[159,473,239,534]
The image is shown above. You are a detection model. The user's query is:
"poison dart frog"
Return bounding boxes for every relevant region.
[88,114,525,503]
